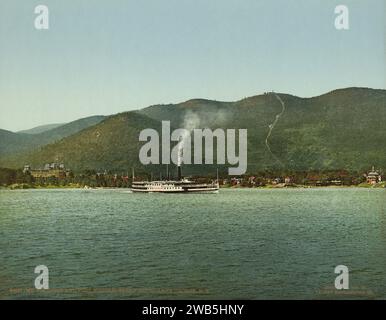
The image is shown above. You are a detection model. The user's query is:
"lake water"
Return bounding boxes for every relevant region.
[1,188,386,299]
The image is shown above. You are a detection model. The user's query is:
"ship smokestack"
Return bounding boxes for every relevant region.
[177,136,183,181]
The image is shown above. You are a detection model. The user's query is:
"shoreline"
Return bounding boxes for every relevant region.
[2,184,385,191]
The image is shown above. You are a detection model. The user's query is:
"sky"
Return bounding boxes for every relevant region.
[0,0,385,131]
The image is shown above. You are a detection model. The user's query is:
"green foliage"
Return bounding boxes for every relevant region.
[0,168,34,186]
[0,116,105,157]
[0,88,385,175]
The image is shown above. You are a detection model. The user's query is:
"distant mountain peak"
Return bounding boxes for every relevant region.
[18,123,65,135]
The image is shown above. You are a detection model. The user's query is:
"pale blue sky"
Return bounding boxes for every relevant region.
[0,0,385,131]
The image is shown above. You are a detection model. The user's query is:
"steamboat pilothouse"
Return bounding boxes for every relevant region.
[131,165,219,193]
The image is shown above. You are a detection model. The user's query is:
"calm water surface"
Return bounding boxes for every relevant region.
[1,188,386,299]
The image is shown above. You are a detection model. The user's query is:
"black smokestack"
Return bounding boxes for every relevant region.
[177,165,182,181]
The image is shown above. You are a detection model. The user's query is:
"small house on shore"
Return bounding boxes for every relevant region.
[366,166,382,185]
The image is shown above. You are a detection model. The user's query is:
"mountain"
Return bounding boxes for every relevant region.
[0,115,106,157]
[33,115,107,143]
[138,87,386,172]
[0,87,385,174]
[0,130,34,157]
[0,112,161,172]
[18,123,65,135]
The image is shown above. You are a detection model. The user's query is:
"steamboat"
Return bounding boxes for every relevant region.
[131,165,219,193]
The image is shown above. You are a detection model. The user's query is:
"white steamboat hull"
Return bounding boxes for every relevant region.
[131,180,219,194]
[131,188,219,194]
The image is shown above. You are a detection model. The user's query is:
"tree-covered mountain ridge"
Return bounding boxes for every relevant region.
[0,87,385,174]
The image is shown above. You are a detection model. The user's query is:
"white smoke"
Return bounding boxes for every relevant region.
[176,108,233,166]
[183,110,201,132]
[178,111,201,165]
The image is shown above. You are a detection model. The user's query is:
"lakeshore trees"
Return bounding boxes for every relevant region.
[0,167,371,188]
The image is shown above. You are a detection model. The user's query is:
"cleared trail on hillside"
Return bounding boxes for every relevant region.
[265,93,285,166]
